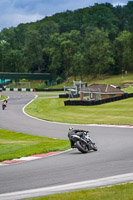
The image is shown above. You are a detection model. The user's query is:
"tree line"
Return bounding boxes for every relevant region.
[0,2,133,80]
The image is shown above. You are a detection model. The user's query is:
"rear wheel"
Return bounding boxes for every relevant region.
[76,141,89,153]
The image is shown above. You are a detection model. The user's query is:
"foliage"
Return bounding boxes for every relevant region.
[84,28,114,75]
[114,30,133,72]
[0,2,133,78]
[56,76,63,84]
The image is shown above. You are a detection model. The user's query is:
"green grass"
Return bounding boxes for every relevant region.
[47,73,133,89]
[37,94,59,98]
[27,183,133,200]
[87,73,133,86]
[122,86,133,93]
[0,95,8,101]
[0,129,69,162]
[25,97,133,125]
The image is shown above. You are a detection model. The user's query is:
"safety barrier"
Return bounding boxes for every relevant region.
[34,88,64,92]
[3,88,64,92]
[64,93,133,106]
[3,88,33,92]
[59,94,69,98]
[59,94,80,98]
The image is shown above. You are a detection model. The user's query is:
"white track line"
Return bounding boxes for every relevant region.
[0,173,133,200]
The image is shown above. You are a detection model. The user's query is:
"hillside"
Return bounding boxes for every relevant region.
[46,73,133,89]
[0,2,133,80]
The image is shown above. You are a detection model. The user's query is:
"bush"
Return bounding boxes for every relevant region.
[56,76,63,84]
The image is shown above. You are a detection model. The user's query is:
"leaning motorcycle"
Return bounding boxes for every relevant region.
[2,103,6,110]
[69,133,98,153]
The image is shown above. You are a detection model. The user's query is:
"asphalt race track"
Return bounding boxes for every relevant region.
[0,91,133,199]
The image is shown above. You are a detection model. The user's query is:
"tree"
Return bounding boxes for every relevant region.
[114,30,133,72]
[0,2,132,77]
[84,28,114,76]
[72,51,85,79]
[124,1,133,32]
[39,20,59,47]
[82,4,118,39]
[3,49,24,72]
[0,40,10,72]
[48,30,82,77]
[48,33,63,75]
[24,30,43,72]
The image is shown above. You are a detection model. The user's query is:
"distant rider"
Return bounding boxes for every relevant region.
[2,99,7,107]
[3,99,7,104]
[68,127,95,148]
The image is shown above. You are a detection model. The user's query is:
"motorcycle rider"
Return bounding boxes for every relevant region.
[68,127,95,148]
[3,99,7,105]
[4,99,7,103]
[2,99,7,109]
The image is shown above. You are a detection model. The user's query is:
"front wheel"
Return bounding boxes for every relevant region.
[91,144,98,151]
[76,141,89,153]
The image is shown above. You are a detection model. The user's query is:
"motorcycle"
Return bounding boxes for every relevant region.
[69,132,98,153]
[2,101,7,110]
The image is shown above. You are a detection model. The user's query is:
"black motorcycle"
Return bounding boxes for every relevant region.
[2,101,7,110]
[69,132,98,153]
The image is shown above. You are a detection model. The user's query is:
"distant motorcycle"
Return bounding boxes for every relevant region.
[69,131,98,153]
[2,100,7,110]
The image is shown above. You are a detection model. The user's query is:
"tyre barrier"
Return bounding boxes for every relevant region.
[34,88,64,92]
[64,93,133,106]
[59,94,69,98]
[59,94,80,98]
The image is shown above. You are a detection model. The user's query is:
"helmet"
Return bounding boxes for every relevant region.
[68,127,73,131]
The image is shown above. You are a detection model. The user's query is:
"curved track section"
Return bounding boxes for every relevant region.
[0,91,133,198]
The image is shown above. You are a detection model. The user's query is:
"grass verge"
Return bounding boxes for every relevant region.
[0,95,8,101]
[24,97,133,125]
[37,94,59,98]
[0,129,69,162]
[27,183,133,200]
[122,86,133,93]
